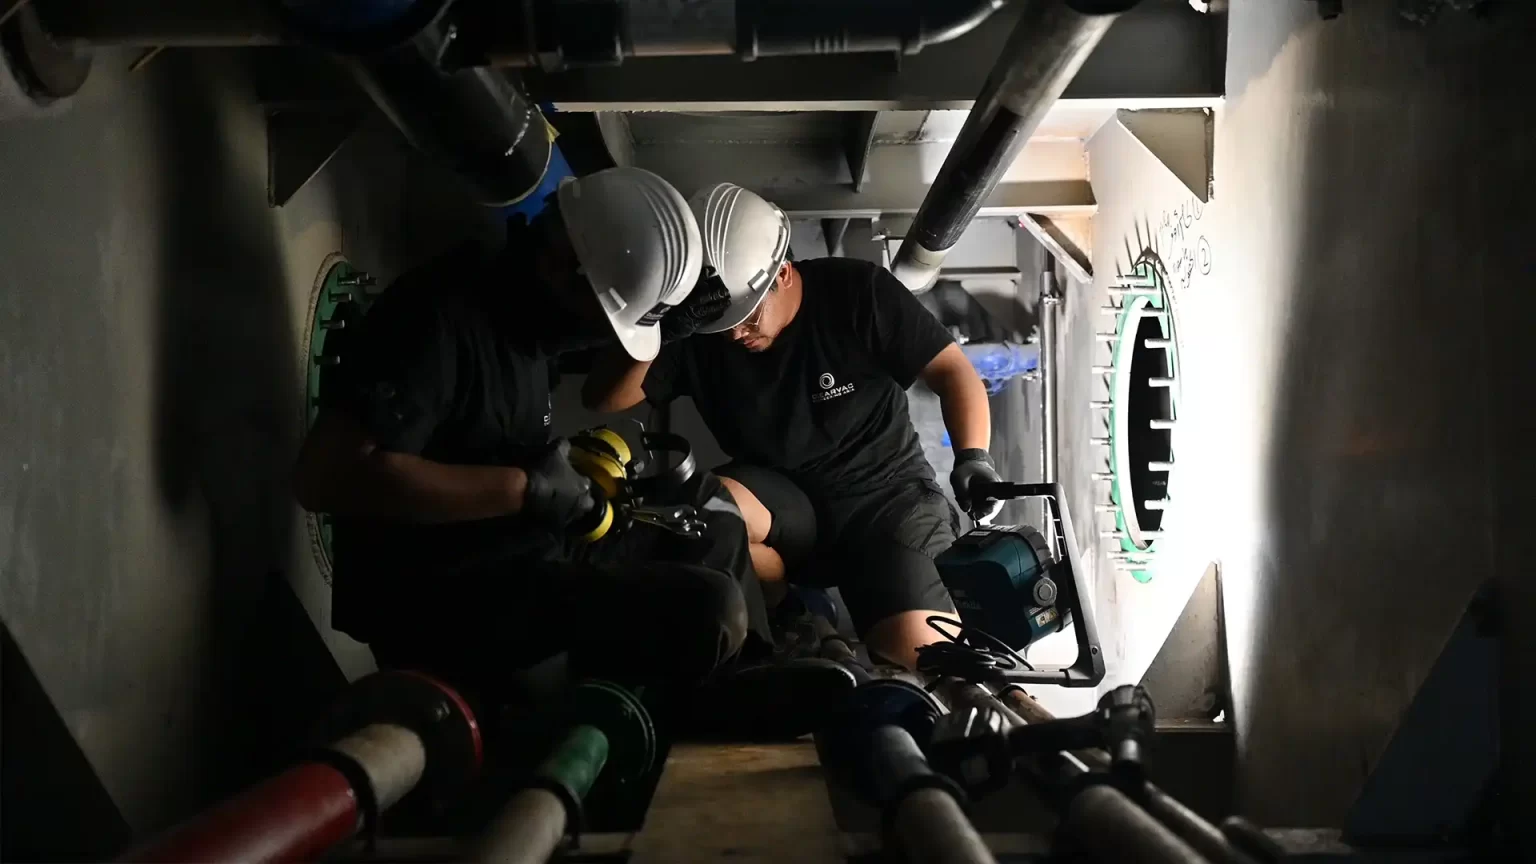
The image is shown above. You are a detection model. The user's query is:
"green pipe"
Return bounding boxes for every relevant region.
[537,724,609,804]
[473,726,610,864]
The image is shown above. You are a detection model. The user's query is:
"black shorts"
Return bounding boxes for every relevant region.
[715,463,958,635]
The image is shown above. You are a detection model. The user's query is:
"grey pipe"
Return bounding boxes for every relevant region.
[345,7,555,207]
[328,723,429,813]
[999,688,1257,864]
[480,0,1010,69]
[870,726,997,864]
[1040,270,1060,484]
[472,788,568,864]
[892,0,1136,292]
[1066,785,1210,864]
[892,788,999,864]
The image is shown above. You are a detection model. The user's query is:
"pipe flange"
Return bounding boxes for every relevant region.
[815,678,944,803]
[301,255,376,583]
[566,680,656,787]
[316,670,483,806]
[1093,251,1182,584]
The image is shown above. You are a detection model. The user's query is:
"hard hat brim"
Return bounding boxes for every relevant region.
[696,285,771,335]
[610,317,662,362]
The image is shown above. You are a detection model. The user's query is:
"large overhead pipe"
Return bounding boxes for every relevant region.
[469,0,1009,69]
[891,0,1139,292]
[33,0,558,207]
[34,0,1010,61]
[345,16,556,206]
[285,0,559,207]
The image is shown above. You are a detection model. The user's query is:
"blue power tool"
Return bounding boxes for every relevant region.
[933,481,1105,687]
[937,526,1068,649]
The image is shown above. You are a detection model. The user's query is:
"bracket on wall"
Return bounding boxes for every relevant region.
[266,106,361,207]
[1018,214,1092,284]
[842,110,879,193]
[821,218,850,257]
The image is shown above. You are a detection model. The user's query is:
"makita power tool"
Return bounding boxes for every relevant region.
[933,481,1104,687]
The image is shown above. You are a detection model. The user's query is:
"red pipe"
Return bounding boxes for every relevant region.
[120,762,360,864]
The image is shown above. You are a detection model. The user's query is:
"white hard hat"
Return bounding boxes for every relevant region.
[689,183,792,334]
[558,167,703,361]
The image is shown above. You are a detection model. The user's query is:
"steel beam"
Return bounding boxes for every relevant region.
[537,3,1222,112]
[634,139,1094,218]
[821,218,851,256]
[266,107,361,208]
[843,111,879,192]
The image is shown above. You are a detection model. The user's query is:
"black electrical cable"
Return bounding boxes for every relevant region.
[915,615,1034,682]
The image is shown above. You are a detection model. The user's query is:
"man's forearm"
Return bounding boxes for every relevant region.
[337,451,527,523]
[583,345,651,412]
[938,373,990,452]
[295,409,530,523]
[924,345,991,452]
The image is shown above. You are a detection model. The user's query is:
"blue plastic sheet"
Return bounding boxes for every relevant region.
[962,342,1040,395]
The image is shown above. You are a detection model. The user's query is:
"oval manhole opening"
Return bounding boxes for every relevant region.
[1125,312,1172,534]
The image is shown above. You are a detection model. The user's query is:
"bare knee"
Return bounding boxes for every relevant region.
[863,610,953,670]
[719,476,773,545]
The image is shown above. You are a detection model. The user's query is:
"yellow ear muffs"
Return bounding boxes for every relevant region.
[573,498,614,543]
[588,427,632,466]
[569,429,630,499]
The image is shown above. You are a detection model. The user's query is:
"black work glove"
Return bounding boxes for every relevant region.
[523,439,597,531]
[950,449,1004,523]
[660,267,732,344]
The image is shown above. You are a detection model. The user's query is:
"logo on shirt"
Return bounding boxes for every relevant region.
[812,370,856,404]
[544,396,552,427]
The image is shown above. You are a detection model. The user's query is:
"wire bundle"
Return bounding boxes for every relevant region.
[915,615,1033,682]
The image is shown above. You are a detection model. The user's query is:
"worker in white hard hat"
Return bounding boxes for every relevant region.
[291,168,805,709]
[585,181,1003,670]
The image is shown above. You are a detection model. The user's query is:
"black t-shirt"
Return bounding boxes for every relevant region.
[326,248,558,640]
[644,257,954,500]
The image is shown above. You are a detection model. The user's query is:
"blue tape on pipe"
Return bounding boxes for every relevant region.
[502,145,573,221]
[281,0,422,34]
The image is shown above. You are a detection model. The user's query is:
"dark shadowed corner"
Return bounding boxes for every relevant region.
[145,50,344,813]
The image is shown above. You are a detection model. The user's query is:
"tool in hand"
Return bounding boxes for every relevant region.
[928,481,1103,687]
[565,426,706,542]
[628,504,707,539]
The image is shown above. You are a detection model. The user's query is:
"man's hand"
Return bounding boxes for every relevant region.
[950,449,1004,523]
[523,440,597,530]
[660,267,732,344]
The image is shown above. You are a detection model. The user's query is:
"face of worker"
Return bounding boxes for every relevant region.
[729,262,794,353]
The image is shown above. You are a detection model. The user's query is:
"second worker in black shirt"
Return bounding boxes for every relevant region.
[585,182,1003,668]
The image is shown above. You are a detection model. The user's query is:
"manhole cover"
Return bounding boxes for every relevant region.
[1092,251,1181,584]
[302,254,376,584]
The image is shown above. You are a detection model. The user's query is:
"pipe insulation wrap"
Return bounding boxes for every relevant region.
[892,0,1130,290]
[350,16,555,207]
[329,723,428,813]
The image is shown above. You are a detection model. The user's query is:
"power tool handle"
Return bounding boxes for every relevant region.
[971,480,1051,502]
